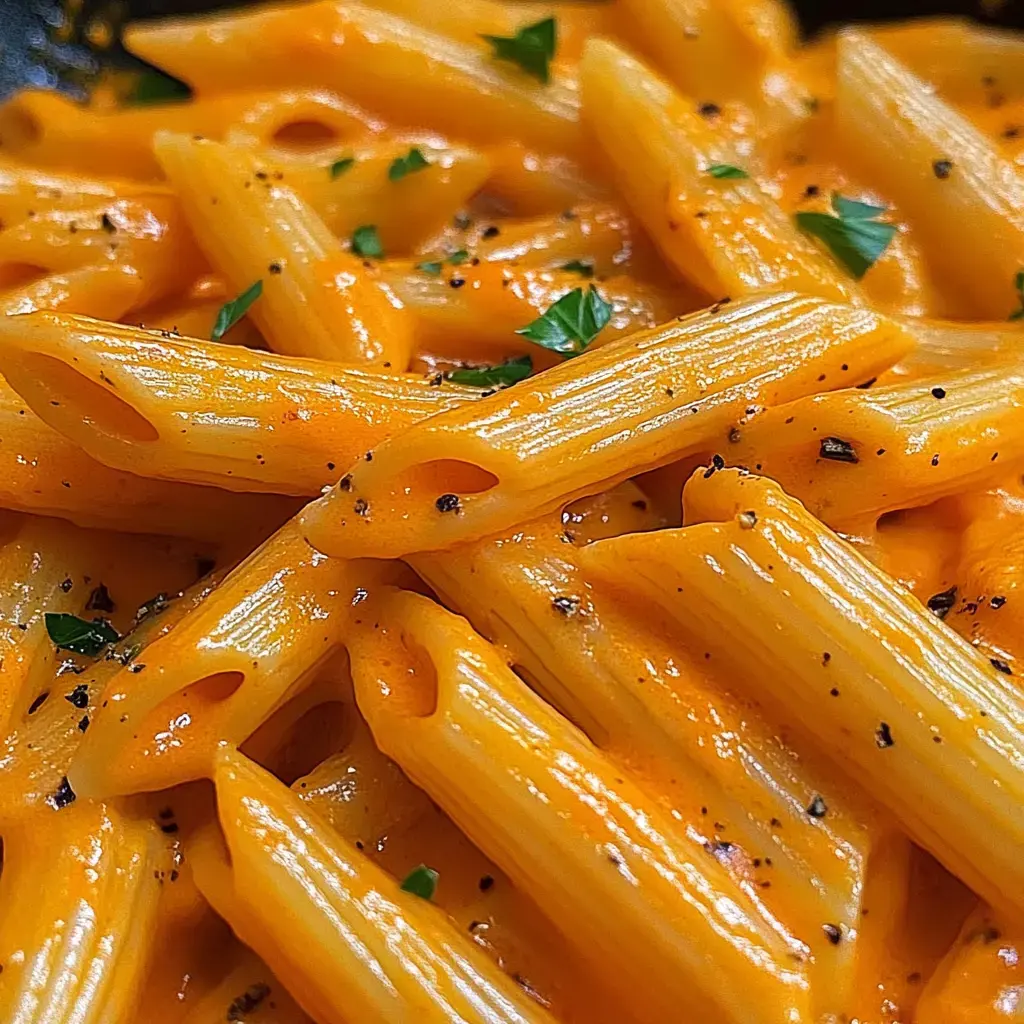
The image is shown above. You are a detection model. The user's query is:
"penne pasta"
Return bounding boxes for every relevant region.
[193,746,558,1024]
[154,132,415,368]
[580,39,858,303]
[0,312,477,495]
[301,292,913,558]
[0,374,296,539]
[834,31,1024,319]
[411,487,916,1020]
[0,88,380,181]
[0,801,166,1024]
[579,468,1024,920]
[67,519,397,796]
[0,263,142,320]
[729,356,1024,532]
[348,587,812,1023]
[125,3,584,159]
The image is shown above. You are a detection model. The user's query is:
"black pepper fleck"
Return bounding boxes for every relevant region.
[806,794,828,818]
[875,722,895,748]
[990,658,1012,675]
[932,159,953,179]
[435,493,460,513]
[927,585,957,620]
[819,437,858,463]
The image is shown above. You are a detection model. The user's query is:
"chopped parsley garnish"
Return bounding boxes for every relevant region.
[417,261,442,276]
[708,164,750,180]
[482,17,556,84]
[128,67,191,106]
[211,281,262,342]
[329,157,355,179]
[388,147,430,182]
[351,225,383,259]
[400,864,439,900]
[516,285,612,356]
[795,193,897,279]
[418,251,470,274]
[1009,270,1024,320]
[448,356,532,389]
[561,260,594,278]
[447,249,469,265]
[45,613,118,656]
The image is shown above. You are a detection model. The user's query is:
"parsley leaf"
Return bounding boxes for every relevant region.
[417,251,469,274]
[482,18,557,84]
[400,864,439,901]
[448,356,532,389]
[794,193,897,279]
[417,261,442,275]
[1010,270,1024,321]
[211,281,262,342]
[351,225,383,259]
[45,613,119,656]
[129,68,191,106]
[447,249,469,265]
[329,157,355,179]
[516,286,612,356]
[708,164,750,179]
[388,147,430,181]
[561,260,594,278]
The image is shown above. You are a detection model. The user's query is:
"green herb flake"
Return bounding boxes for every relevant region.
[417,261,443,276]
[1010,270,1024,321]
[794,193,897,279]
[45,613,119,657]
[708,164,750,180]
[128,68,192,107]
[447,249,470,265]
[400,864,439,901]
[448,356,532,389]
[561,260,594,278]
[388,147,430,182]
[351,225,384,259]
[329,157,355,179]
[482,17,557,84]
[516,285,612,356]
[211,281,263,342]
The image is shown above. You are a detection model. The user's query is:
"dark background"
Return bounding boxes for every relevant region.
[0,0,1022,101]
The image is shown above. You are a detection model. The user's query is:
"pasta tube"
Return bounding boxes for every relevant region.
[890,315,1024,376]
[0,312,477,495]
[0,375,296,539]
[0,89,377,180]
[349,588,812,1024]
[730,357,1024,531]
[193,747,558,1024]
[915,904,1024,1022]
[0,801,165,1024]
[834,31,1024,319]
[277,139,492,251]
[302,292,913,558]
[0,263,142,319]
[579,468,1024,920]
[412,487,913,1019]
[68,520,396,796]
[126,3,584,159]
[154,133,414,368]
[580,39,856,303]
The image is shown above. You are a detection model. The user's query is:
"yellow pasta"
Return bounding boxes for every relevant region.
[729,355,1024,532]
[834,31,1024,319]
[125,2,584,158]
[581,39,857,303]
[0,800,166,1023]
[154,132,415,367]
[302,293,912,558]
[193,747,558,1024]
[579,468,1024,920]
[0,311,476,494]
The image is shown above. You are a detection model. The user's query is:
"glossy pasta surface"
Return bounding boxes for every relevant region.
[0,2,1022,1023]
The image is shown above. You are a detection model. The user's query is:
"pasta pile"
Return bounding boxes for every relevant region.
[0,1,1023,1021]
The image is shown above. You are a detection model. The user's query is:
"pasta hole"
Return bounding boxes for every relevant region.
[415,459,499,496]
[0,103,41,148]
[247,700,351,786]
[271,120,340,151]
[13,352,159,443]
[185,671,245,704]
[388,633,439,718]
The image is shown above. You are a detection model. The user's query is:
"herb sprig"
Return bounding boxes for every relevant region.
[388,147,430,182]
[448,356,532,389]
[45,613,119,657]
[795,193,897,279]
[351,225,384,259]
[708,164,750,180]
[516,286,611,356]
[1010,270,1024,321]
[212,281,262,341]
[482,18,557,84]
[400,864,439,900]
